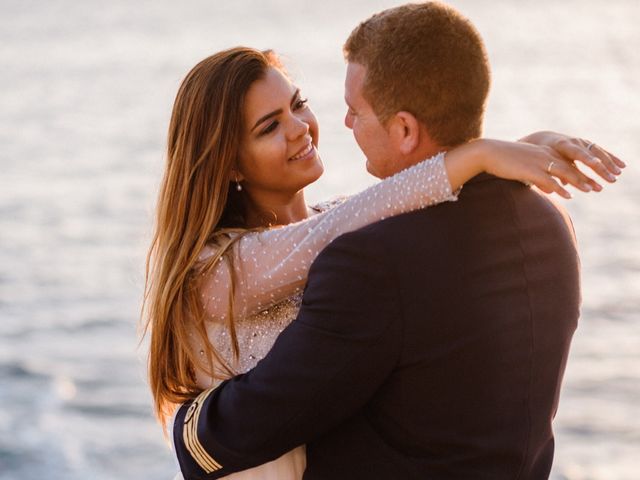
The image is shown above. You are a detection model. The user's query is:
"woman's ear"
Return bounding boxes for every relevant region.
[230,168,245,182]
[388,111,420,155]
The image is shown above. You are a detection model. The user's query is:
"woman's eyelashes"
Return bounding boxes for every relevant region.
[261,121,279,135]
[258,97,309,136]
[294,97,308,110]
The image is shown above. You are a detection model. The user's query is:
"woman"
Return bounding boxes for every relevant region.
[142,47,622,479]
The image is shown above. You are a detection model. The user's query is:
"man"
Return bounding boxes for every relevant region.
[174,3,580,478]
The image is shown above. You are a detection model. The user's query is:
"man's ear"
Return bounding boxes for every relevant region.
[388,111,421,155]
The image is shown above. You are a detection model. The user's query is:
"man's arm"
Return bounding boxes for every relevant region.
[173,227,402,479]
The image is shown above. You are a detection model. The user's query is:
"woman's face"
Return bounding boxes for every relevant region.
[237,67,323,198]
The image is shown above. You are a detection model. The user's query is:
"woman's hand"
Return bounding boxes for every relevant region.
[519,131,625,185]
[467,137,624,199]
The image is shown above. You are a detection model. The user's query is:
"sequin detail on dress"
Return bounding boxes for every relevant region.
[211,292,303,376]
[192,152,456,387]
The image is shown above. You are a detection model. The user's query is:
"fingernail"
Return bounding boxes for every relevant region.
[607,173,616,182]
[613,166,622,175]
[582,183,592,191]
[620,161,627,168]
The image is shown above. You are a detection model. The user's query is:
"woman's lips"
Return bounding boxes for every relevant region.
[289,143,314,161]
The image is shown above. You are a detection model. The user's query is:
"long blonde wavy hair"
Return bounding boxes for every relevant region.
[141,47,283,427]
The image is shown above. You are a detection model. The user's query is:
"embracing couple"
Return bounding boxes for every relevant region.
[143,2,624,479]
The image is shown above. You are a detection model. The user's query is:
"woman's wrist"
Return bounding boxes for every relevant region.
[456,138,489,176]
[442,138,487,190]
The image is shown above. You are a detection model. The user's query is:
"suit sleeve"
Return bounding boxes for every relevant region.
[173,228,403,479]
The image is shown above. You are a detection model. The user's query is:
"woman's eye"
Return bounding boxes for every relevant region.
[294,98,308,110]
[260,121,278,135]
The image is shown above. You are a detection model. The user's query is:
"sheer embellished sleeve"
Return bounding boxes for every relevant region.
[200,151,456,322]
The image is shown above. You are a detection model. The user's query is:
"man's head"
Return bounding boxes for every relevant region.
[343,2,490,178]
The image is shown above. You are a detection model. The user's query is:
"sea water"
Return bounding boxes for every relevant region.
[1,1,638,478]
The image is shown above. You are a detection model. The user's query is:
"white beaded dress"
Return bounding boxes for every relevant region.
[173,152,457,480]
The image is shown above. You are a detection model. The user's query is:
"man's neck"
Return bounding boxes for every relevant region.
[385,143,448,178]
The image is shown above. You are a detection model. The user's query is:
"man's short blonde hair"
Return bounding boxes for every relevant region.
[344,2,490,147]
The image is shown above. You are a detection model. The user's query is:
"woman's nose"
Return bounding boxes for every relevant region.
[287,114,309,141]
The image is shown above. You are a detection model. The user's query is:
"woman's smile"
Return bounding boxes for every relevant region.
[289,142,315,162]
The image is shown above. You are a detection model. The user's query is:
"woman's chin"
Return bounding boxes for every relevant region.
[307,158,324,184]
[312,154,324,176]
[294,170,323,192]
[295,153,324,186]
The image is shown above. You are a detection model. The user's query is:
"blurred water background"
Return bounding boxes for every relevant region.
[0,0,638,478]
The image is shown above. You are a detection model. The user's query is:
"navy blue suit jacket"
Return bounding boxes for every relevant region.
[174,175,580,479]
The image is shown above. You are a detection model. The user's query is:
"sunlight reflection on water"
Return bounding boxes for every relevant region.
[0,1,638,478]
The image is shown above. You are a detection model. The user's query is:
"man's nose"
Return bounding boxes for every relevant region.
[344,112,353,130]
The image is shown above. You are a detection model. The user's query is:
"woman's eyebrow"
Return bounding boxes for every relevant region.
[250,89,300,132]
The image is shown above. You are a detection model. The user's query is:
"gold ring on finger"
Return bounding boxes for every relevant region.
[546,160,555,174]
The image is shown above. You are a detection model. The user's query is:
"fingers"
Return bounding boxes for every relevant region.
[516,133,627,199]
[552,160,602,192]
[521,132,626,184]
[608,151,626,169]
[497,136,621,199]
[530,171,572,199]
[556,141,620,183]
[588,142,625,173]
[529,148,603,198]
[584,177,603,192]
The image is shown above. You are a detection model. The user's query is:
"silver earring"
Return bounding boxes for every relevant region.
[236,180,242,192]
